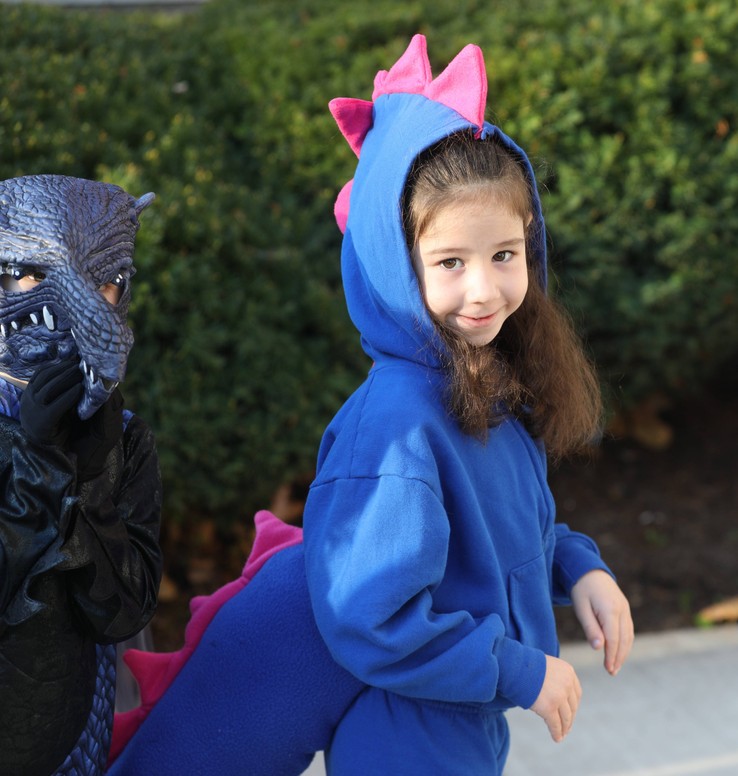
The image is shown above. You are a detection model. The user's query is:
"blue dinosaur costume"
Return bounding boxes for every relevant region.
[0,175,162,775]
[302,35,613,774]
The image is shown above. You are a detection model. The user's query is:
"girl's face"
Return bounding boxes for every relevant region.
[411,197,529,347]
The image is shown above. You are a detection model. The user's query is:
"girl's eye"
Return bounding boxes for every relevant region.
[440,258,462,270]
[493,250,514,263]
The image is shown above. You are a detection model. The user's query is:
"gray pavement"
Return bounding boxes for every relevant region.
[301,625,738,775]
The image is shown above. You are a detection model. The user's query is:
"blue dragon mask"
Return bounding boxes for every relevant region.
[0,175,154,419]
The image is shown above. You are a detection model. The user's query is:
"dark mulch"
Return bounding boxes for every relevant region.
[554,365,738,642]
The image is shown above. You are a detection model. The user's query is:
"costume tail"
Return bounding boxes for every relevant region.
[108,510,363,776]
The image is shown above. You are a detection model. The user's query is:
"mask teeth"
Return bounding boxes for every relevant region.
[80,358,118,394]
[81,358,95,384]
[0,306,59,338]
[42,305,55,331]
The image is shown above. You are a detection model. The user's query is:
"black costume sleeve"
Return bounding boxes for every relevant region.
[0,414,162,642]
[58,414,163,642]
[0,417,75,622]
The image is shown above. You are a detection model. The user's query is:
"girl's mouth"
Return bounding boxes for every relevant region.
[458,312,497,327]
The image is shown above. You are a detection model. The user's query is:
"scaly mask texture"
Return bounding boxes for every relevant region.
[0,175,153,418]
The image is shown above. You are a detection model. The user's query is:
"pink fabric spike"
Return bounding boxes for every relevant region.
[109,510,303,765]
[329,34,489,230]
[123,650,175,705]
[244,509,303,579]
[372,34,432,100]
[424,43,487,131]
[334,179,353,234]
[329,98,374,157]
[371,35,487,130]
[109,710,143,761]
[188,595,208,616]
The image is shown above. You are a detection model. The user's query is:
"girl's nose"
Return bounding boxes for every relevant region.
[467,263,500,304]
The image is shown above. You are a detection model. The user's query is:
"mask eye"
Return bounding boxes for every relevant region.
[0,264,46,292]
[99,270,130,305]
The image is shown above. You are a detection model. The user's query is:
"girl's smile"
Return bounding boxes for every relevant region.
[411,197,529,346]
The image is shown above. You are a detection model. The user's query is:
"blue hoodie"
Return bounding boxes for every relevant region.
[303,56,611,713]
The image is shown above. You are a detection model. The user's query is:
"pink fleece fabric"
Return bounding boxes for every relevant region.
[330,34,487,234]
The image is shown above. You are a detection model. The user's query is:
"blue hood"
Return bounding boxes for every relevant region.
[340,93,548,368]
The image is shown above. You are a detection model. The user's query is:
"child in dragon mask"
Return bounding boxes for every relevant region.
[302,35,634,774]
[0,174,162,776]
[0,175,363,776]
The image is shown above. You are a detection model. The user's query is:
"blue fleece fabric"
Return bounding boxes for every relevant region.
[303,93,612,772]
[108,544,363,776]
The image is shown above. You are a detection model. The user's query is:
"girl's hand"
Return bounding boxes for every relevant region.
[571,569,634,676]
[530,655,582,742]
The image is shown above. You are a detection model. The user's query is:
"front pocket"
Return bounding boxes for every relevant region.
[508,552,558,656]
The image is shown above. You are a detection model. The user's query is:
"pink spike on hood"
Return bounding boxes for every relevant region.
[329,34,488,232]
[423,42,487,132]
[329,98,374,158]
[334,179,353,235]
[372,33,433,99]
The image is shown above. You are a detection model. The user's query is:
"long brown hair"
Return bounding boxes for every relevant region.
[403,131,602,458]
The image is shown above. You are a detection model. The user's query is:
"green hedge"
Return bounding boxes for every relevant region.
[1,0,736,524]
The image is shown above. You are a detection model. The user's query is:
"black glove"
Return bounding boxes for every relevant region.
[19,359,84,448]
[69,387,125,481]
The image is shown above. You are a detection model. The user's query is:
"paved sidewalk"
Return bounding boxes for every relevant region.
[302,626,738,775]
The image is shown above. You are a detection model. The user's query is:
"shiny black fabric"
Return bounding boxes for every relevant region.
[0,413,162,775]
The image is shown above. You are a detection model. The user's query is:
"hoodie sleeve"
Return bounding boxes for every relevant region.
[304,473,546,709]
[551,523,614,605]
[529,435,614,606]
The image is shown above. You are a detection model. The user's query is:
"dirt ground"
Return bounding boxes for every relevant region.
[150,362,738,652]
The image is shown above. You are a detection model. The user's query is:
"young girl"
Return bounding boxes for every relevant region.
[303,35,633,774]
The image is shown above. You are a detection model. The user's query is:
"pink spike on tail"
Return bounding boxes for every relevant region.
[109,510,303,765]
[123,650,177,706]
[244,510,304,579]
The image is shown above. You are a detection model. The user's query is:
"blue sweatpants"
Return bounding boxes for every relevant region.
[326,687,510,775]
